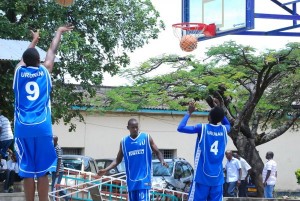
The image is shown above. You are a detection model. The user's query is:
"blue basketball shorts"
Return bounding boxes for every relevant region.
[188,182,223,201]
[14,136,56,178]
[128,189,150,201]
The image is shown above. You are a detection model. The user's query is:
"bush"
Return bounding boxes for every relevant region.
[295,169,300,184]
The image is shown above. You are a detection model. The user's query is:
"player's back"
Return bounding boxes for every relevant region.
[194,123,228,186]
[13,65,52,137]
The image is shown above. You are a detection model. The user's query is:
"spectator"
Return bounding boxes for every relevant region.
[4,153,22,193]
[0,154,8,190]
[233,153,251,197]
[262,151,277,198]
[0,114,13,159]
[225,150,242,197]
[51,135,70,201]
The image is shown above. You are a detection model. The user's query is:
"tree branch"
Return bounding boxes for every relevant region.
[256,112,300,146]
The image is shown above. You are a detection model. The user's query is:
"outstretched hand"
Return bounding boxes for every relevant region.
[97,169,107,177]
[57,24,74,33]
[212,97,220,107]
[188,101,196,115]
[30,29,40,43]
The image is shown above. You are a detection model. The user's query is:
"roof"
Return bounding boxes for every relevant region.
[0,38,59,62]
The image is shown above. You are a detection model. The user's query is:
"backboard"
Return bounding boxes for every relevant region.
[182,0,254,40]
[182,0,300,40]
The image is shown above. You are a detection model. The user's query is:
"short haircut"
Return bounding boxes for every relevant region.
[267,151,274,158]
[128,118,138,126]
[209,106,225,124]
[22,48,40,67]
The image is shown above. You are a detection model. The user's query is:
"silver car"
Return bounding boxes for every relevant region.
[152,158,194,192]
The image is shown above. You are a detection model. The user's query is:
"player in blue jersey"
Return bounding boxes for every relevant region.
[177,100,231,201]
[13,25,73,201]
[98,118,167,201]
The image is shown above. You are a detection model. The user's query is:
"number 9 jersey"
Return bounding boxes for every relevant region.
[13,65,52,138]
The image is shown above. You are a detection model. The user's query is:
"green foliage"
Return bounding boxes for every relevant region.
[295,169,300,184]
[0,0,164,130]
[104,41,300,135]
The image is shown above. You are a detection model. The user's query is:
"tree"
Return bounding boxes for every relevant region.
[104,41,300,196]
[0,0,164,130]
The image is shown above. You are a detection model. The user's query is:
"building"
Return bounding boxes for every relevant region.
[53,108,300,191]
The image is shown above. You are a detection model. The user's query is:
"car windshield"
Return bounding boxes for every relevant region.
[153,161,173,176]
[62,159,82,171]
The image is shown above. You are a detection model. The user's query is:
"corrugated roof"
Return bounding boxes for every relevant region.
[0,38,59,62]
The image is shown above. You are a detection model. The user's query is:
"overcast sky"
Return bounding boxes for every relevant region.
[101,0,300,86]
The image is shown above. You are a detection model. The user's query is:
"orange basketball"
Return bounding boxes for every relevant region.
[56,0,74,7]
[179,35,198,52]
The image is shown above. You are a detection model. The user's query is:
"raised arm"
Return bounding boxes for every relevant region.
[43,25,74,73]
[177,102,202,134]
[97,142,123,177]
[221,116,231,132]
[17,30,40,67]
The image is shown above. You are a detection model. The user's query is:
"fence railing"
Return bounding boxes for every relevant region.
[48,168,188,201]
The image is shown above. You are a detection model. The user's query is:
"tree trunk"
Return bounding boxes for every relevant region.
[234,133,264,197]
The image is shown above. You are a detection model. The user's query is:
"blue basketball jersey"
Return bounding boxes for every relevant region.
[13,65,52,138]
[122,133,152,191]
[194,124,228,186]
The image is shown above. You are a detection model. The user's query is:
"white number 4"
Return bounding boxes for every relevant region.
[210,141,219,155]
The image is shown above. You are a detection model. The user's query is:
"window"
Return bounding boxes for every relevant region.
[62,148,83,155]
[153,149,176,159]
[182,163,192,178]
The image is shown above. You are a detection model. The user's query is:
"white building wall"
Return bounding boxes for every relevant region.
[53,111,300,191]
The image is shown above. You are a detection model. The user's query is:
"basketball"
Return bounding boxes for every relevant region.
[55,0,74,7]
[179,35,198,52]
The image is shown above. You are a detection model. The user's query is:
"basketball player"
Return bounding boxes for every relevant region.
[177,101,231,201]
[13,25,73,201]
[97,118,167,201]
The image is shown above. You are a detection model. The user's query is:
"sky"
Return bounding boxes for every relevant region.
[101,0,300,86]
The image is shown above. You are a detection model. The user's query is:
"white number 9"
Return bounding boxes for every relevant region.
[25,81,40,101]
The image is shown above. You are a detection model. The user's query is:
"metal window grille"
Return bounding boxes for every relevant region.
[153,149,176,159]
[61,148,83,155]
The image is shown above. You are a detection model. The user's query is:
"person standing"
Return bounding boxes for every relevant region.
[51,135,69,201]
[262,151,277,198]
[4,153,23,193]
[13,25,73,201]
[177,101,231,201]
[233,153,251,197]
[225,150,242,197]
[97,118,167,201]
[0,114,13,159]
[0,154,8,187]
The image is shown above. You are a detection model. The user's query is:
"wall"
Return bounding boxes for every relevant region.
[53,111,300,191]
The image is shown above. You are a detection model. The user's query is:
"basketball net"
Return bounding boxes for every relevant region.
[172,23,216,40]
[172,23,216,52]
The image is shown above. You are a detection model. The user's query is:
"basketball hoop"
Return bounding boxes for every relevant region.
[172,23,216,52]
[172,23,216,38]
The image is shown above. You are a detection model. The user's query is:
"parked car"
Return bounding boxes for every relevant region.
[152,158,194,192]
[95,158,126,176]
[62,155,99,174]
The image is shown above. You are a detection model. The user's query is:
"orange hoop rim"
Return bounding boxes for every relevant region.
[172,22,208,30]
[172,22,216,37]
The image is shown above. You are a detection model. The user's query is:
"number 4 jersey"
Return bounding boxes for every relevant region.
[177,114,230,186]
[13,65,52,138]
[194,124,228,186]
